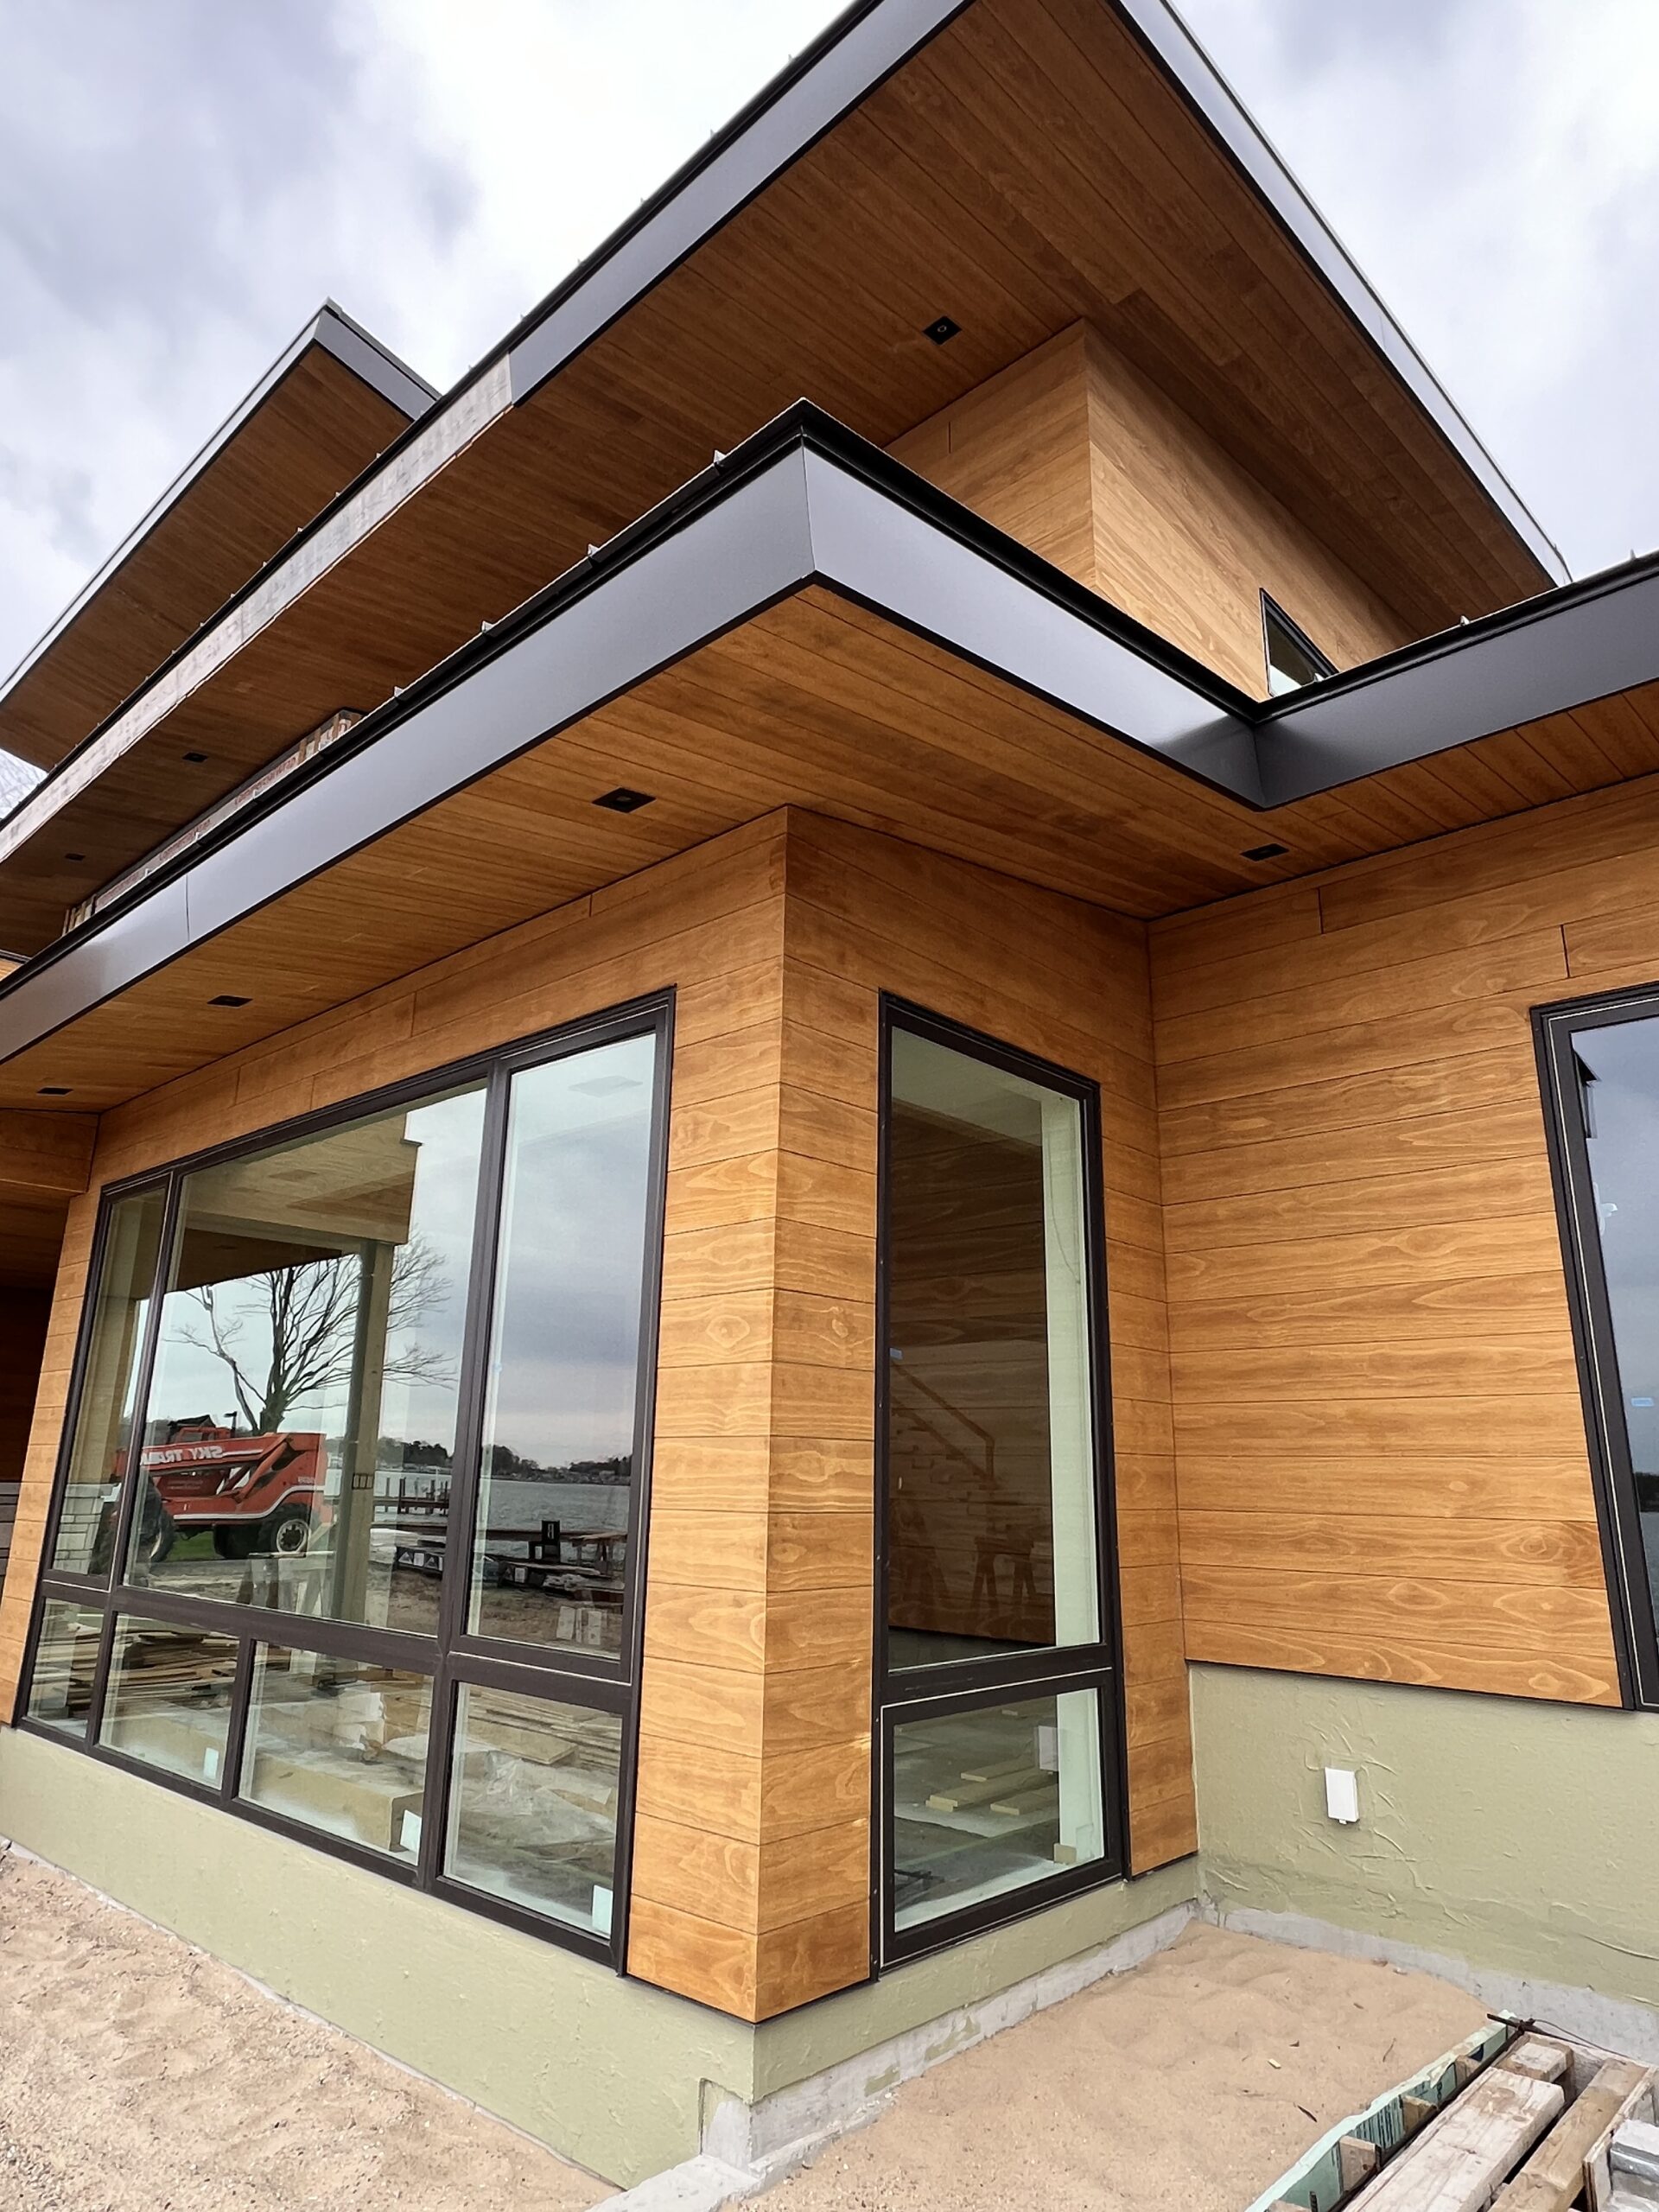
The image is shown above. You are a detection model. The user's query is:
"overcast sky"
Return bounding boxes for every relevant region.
[3,0,1657,801]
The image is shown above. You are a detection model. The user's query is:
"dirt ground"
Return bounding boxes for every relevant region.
[0,1847,1492,2212]
[0,1850,608,2212]
[766,1923,1491,2212]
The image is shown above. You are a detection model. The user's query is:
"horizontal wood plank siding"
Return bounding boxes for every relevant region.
[1147,776,1659,1706]
[782,810,1194,1873]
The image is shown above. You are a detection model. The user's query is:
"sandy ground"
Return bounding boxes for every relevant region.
[0,1850,609,2212]
[764,1923,1491,2212]
[0,1847,1492,2212]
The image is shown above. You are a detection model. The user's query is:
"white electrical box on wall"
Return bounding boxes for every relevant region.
[1324,1766,1361,1824]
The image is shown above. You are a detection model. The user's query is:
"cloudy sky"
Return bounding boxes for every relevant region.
[3,0,1657,798]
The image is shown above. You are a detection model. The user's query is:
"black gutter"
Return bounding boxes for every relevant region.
[0,306,435,712]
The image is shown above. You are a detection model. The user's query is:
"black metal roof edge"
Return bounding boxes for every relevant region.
[0,405,1264,1018]
[0,302,435,715]
[1121,0,1565,586]
[0,394,1258,881]
[501,0,973,404]
[1262,543,1659,720]
[312,300,440,416]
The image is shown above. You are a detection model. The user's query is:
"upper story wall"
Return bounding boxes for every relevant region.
[891,323,1413,697]
[1147,772,1659,1707]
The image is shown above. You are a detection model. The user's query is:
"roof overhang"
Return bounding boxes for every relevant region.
[0,0,1570,952]
[0,304,435,772]
[0,408,1645,1116]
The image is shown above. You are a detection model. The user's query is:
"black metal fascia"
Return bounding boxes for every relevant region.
[1116,0,1565,587]
[503,0,974,404]
[494,0,1560,582]
[1256,549,1659,804]
[0,407,1262,1068]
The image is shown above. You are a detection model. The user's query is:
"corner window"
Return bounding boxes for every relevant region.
[22,996,671,1965]
[1540,989,1659,1707]
[1262,593,1336,698]
[878,1001,1122,1961]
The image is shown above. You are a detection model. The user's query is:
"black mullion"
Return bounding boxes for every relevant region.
[220,1634,257,1803]
[419,1059,512,1888]
[446,1647,630,1712]
[83,1605,122,1748]
[607,995,674,1972]
[103,1173,184,1595]
[885,1638,1118,1705]
[1537,1002,1655,1706]
[98,1579,432,1666]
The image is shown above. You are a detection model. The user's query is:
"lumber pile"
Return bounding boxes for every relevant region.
[1332,2032,1655,2212]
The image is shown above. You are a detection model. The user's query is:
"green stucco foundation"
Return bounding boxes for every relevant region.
[1192,1664,1659,2017]
[0,1726,1198,2186]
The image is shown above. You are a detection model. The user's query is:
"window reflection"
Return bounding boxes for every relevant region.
[127,1089,486,1635]
[100,1615,238,1784]
[468,1035,657,1654]
[893,1688,1104,1930]
[25,1600,104,1736]
[1575,1021,1659,1628]
[240,1646,432,1859]
[886,1028,1099,1670]
[52,1186,165,1577]
[445,1684,621,1933]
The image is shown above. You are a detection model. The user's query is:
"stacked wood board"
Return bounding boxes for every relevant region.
[1254,2024,1655,2212]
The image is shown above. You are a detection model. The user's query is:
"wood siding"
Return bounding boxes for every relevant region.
[891,322,1410,696]
[0,1288,50,1592]
[0,804,1189,2019]
[1149,773,1659,1706]
[777,812,1193,1875]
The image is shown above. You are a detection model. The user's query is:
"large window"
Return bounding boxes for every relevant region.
[21,998,670,1964]
[878,1001,1123,1960]
[1540,988,1659,1707]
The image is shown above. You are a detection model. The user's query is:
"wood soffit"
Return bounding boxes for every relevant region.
[0,309,433,775]
[0,416,1653,1120]
[0,0,1565,944]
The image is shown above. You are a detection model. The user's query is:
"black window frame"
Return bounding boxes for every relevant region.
[1535,982,1659,1710]
[874,996,1129,1969]
[18,989,675,1968]
[1261,590,1337,697]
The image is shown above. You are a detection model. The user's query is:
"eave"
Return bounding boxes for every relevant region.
[0,0,1566,951]
[0,304,435,774]
[0,408,1647,1117]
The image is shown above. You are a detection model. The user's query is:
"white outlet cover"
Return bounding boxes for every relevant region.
[1324,1766,1360,1824]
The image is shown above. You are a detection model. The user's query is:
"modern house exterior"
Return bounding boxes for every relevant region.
[4,0,1659,2188]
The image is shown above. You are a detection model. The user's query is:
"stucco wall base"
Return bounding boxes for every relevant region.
[0,1727,1198,2189]
[1192,1665,1659,2047]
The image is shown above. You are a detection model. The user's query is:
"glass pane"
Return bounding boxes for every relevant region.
[1574,1020,1659,1630]
[444,1684,621,1934]
[886,1027,1099,1670]
[469,1034,657,1654]
[129,1085,486,1634]
[892,1688,1104,1931]
[99,1615,238,1784]
[24,1600,104,1737]
[240,1645,431,1859]
[51,1185,166,1575]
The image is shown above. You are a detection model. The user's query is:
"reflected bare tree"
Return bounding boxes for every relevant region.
[180,1240,450,1431]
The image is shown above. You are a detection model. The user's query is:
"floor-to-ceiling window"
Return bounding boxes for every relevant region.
[21,996,671,1963]
[877,999,1124,1960]
[1541,988,1659,1707]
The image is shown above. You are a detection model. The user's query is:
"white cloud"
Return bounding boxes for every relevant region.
[1,0,1655,782]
